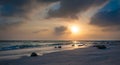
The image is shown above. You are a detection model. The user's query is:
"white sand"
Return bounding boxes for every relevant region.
[0,44,120,65]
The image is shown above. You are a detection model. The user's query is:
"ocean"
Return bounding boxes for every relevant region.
[0,40,119,51]
[0,40,72,51]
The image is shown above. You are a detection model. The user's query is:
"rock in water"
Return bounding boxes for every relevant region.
[55,46,62,48]
[30,52,38,57]
[58,46,62,48]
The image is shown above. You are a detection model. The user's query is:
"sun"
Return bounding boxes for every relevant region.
[70,25,80,34]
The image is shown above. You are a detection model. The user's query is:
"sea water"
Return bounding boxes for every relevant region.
[0,40,119,51]
[0,40,119,59]
[0,40,72,51]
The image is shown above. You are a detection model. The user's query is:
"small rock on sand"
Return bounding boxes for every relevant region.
[30,52,38,57]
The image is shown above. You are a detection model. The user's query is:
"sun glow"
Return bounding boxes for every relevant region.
[70,25,80,34]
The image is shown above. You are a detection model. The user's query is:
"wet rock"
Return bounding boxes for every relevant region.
[58,46,62,48]
[54,46,62,48]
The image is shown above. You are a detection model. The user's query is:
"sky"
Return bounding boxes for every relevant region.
[0,0,120,40]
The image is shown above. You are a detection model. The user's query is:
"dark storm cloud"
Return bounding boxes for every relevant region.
[91,9,120,27]
[54,26,68,35]
[37,0,60,3]
[48,0,108,19]
[90,7,120,32]
[90,0,120,31]
[0,0,60,29]
[0,0,33,30]
[0,0,108,30]
[0,0,60,17]
[0,0,32,17]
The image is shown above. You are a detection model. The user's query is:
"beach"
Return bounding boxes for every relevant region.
[0,43,120,65]
[0,0,119,65]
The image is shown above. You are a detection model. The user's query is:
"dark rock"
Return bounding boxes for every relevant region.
[55,46,57,48]
[30,52,38,57]
[54,46,62,48]
[58,46,62,48]
[94,45,107,49]
[72,44,75,46]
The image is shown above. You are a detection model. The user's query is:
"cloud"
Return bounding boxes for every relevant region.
[0,0,60,29]
[90,8,120,31]
[37,0,60,3]
[102,27,120,32]
[91,9,120,26]
[54,26,68,35]
[0,0,108,31]
[90,0,120,31]
[0,0,60,17]
[33,29,49,33]
[48,0,108,19]
[0,17,25,30]
[0,0,32,17]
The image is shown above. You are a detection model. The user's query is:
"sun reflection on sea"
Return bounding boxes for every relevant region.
[70,41,92,49]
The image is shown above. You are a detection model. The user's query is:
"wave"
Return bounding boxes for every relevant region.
[0,45,43,51]
[0,40,119,51]
[0,42,71,51]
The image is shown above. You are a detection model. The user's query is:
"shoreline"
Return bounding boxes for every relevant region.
[0,44,90,59]
[0,44,120,65]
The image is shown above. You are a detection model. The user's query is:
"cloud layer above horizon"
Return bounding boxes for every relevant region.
[0,0,120,40]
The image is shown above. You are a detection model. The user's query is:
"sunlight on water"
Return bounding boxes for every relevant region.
[1,40,119,59]
[67,41,93,50]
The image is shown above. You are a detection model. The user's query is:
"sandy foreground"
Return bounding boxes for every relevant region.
[0,44,120,65]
